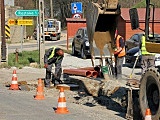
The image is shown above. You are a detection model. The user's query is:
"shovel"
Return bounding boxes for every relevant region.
[129,50,141,79]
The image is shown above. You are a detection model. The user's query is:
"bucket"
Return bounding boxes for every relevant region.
[102,66,108,74]
[102,66,110,80]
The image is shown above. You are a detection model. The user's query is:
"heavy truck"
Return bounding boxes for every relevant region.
[86,0,160,120]
[44,19,61,40]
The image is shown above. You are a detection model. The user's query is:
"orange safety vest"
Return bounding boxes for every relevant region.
[116,35,125,57]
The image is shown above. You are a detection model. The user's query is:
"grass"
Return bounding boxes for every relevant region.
[133,0,146,8]
[3,48,72,68]
[8,50,39,68]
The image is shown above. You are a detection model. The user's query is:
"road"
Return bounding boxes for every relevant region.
[0,83,126,120]
[8,36,72,53]
[0,31,142,120]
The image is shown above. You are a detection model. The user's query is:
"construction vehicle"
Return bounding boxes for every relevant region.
[44,19,61,40]
[86,0,160,120]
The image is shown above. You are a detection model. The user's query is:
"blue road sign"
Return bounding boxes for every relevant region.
[71,2,82,14]
[15,9,39,17]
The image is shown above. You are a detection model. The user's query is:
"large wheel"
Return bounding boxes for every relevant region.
[72,44,78,56]
[139,67,160,120]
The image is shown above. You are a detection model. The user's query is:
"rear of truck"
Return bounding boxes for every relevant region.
[44,19,61,40]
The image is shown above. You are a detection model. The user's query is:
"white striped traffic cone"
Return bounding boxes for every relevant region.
[9,70,19,90]
[55,87,69,114]
[145,108,152,120]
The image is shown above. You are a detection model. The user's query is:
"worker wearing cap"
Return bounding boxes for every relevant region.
[114,30,126,79]
[44,46,64,87]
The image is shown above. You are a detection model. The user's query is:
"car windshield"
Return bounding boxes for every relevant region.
[84,29,88,37]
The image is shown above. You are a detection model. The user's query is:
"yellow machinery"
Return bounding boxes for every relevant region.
[86,0,160,120]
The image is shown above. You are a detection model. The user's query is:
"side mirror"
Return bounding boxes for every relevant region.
[129,8,139,30]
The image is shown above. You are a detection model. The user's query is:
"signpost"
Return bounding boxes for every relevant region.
[8,19,16,26]
[17,19,33,26]
[15,9,39,52]
[71,2,82,14]
[8,19,33,26]
[15,9,39,17]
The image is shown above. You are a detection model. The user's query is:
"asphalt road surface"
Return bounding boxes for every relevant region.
[8,37,72,53]
[0,83,126,120]
[0,31,142,120]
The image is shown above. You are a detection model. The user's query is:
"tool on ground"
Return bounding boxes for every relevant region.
[9,70,19,90]
[34,78,45,100]
[129,50,141,79]
[145,108,152,120]
[55,87,69,114]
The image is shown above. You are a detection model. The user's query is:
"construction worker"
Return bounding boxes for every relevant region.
[44,46,64,87]
[114,31,126,79]
[140,34,155,74]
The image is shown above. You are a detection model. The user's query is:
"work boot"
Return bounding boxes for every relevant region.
[57,79,63,84]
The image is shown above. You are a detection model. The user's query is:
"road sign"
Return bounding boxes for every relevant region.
[71,2,82,14]
[72,14,82,19]
[17,19,33,26]
[15,9,39,17]
[8,19,16,26]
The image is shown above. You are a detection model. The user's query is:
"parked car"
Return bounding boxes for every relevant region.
[125,33,160,51]
[125,47,160,67]
[72,27,90,59]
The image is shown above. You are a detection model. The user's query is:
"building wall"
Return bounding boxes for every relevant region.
[117,17,126,40]
[125,22,160,40]
[5,6,25,43]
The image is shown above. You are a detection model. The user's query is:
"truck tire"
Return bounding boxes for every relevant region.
[139,67,160,120]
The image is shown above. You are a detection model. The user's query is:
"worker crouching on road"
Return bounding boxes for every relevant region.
[44,46,64,88]
[113,30,126,79]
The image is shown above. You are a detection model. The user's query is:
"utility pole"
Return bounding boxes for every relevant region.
[39,0,45,66]
[1,0,7,62]
[50,0,53,18]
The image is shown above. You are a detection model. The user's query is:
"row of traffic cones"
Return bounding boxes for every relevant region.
[34,78,69,114]
[9,70,69,114]
[8,70,153,116]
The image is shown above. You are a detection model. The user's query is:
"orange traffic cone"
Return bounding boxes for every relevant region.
[34,79,45,100]
[9,70,19,90]
[55,87,69,114]
[145,108,152,120]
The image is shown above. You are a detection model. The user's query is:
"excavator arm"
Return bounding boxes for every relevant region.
[86,0,121,67]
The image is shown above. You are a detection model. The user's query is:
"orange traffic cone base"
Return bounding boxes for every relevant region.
[55,108,69,114]
[9,85,19,90]
[34,79,45,100]
[34,95,45,100]
[9,70,19,90]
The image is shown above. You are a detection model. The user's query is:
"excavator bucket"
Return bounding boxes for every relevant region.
[86,0,121,58]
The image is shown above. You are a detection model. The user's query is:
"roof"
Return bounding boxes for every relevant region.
[121,8,160,22]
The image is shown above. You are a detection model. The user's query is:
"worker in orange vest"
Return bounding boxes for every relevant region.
[113,30,126,79]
